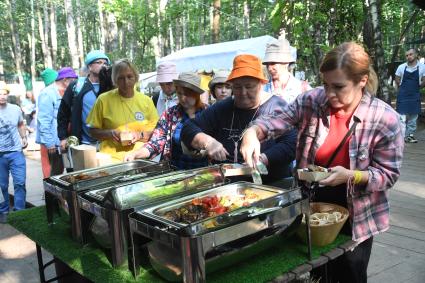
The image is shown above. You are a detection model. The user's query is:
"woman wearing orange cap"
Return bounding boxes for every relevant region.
[181,54,297,184]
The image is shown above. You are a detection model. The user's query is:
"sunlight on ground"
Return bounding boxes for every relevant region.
[0,233,35,259]
[393,180,425,199]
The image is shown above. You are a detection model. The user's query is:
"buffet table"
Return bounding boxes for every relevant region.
[8,206,352,283]
[9,206,353,282]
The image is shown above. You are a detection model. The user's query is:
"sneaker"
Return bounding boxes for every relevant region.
[405,135,418,143]
[0,213,7,224]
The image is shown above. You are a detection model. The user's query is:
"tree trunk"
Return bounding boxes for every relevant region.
[169,24,174,53]
[366,0,390,103]
[327,0,337,46]
[50,0,58,67]
[243,1,250,38]
[38,4,53,68]
[30,0,36,89]
[75,0,85,67]
[232,1,239,40]
[28,0,35,89]
[105,10,119,53]
[389,9,420,81]
[43,3,53,67]
[182,10,189,48]
[98,0,106,51]
[212,0,220,43]
[6,0,24,84]
[64,0,79,69]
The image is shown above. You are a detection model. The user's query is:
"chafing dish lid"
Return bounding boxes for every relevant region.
[101,165,225,210]
[133,181,302,235]
[47,160,165,191]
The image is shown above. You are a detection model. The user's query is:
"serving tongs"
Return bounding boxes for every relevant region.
[221,162,268,184]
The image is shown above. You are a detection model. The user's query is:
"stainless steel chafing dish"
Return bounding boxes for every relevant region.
[129,181,311,282]
[43,160,171,243]
[78,165,226,268]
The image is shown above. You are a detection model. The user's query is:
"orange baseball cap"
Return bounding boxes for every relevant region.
[226,54,268,83]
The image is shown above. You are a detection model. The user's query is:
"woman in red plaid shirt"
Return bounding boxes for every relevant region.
[241,42,404,283]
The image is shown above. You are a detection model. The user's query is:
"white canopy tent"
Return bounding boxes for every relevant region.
[156,35,296,73]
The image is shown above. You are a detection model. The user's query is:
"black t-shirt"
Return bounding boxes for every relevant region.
[181,96,297,183]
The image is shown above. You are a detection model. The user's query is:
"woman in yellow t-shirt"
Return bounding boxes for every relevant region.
[86,59,159,162]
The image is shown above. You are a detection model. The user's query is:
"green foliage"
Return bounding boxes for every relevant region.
[0,0,424,80]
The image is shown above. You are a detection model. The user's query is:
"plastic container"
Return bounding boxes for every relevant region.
[298,202,349,247]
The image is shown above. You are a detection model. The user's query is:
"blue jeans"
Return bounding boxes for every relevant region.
[0,151,26,214]
[399,114,418,137]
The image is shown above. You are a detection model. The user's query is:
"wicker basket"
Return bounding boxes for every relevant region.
[297,202,349,247]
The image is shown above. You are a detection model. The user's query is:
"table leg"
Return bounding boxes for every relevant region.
[36,244,46,283]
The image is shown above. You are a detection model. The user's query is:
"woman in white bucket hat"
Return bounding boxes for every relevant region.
[263,37,311,103]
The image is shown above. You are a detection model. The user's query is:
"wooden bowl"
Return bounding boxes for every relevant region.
[297,202,349,247]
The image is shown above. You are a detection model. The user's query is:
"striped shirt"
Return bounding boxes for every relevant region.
[253,87,405,243]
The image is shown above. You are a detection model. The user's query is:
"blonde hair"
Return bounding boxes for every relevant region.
[320,42,378,95]
[111,59,139,86]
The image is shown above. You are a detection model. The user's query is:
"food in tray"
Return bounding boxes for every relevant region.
[307,211,344,226]
[297,165,331,182]
[61,171,109,183]
[114,170,223,208]
[161,189,261,224]
[120,132,133,146]
[305,165,330,172]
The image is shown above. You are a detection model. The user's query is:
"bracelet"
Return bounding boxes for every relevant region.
[353,170,362,185]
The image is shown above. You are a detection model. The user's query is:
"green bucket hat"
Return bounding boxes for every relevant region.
[41,68,58,86]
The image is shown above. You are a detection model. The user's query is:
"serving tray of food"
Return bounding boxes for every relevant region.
[129,181,311,282]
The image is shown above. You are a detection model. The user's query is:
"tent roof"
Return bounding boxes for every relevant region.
[157,35,295,73]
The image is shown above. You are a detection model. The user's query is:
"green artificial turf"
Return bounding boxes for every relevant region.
[8,206,349,283]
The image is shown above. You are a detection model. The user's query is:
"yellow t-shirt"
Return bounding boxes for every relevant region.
[86,89,159,162]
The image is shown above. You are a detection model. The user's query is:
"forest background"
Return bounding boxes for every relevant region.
[0,0,424,102]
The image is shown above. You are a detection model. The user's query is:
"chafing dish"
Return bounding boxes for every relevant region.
[129,181,312,282]
[43,160,171,243]
[78,165,226,268]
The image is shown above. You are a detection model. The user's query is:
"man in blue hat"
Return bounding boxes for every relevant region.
[57,50,110,153]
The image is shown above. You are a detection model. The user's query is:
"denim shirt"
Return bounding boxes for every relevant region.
[36,83,61,148]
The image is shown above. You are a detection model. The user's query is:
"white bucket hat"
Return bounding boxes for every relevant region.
[173,72,204,94]
[208,70,231,91]
[156,62,179,83]
[263,38,295,64]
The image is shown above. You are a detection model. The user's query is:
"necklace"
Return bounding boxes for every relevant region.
[119,93,136,131]
[228,101,261,163]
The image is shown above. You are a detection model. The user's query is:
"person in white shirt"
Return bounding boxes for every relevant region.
[263,36,311,103]
[152,62,179,116]
[395,48,425,143]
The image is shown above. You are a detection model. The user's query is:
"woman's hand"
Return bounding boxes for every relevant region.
[240,126,261,167]
[319,166,351,187]
[204,137,229,161]
[110,129,121,143]
[124,152,137,162]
